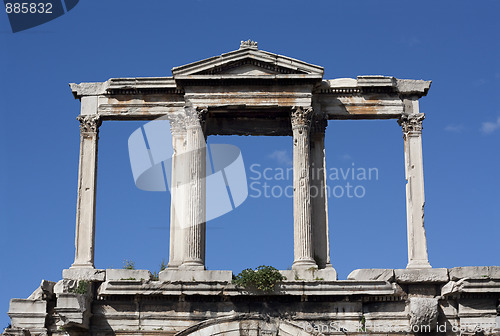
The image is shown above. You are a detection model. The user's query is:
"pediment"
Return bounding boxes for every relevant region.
[171,43,324,79]
[203,61,286,75]
[219,63,278,75]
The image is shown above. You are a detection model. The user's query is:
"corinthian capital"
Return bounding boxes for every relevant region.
[168,114,187,135]
[398,113,425,134]
[185,106,208,127]
[291,106,313,128]
[77,114,101,133]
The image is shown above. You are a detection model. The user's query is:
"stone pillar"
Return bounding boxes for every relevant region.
[291,106,317,270]
[310,118,332,269]
[167,115,187,269]
[72,114,101,268]
[180,107,207,270]
[398,112,431,269]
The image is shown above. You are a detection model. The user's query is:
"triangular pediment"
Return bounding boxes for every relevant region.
[202,61,285,76]
[218,63,279,75]
[171,43,324,79]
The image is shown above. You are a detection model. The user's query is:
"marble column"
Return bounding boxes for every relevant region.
[291,106,317,269]
[72,114,101,268]
[398,112,431,269]
[180,107,207,270]
[167,115,187,269]
[310,118,332,269]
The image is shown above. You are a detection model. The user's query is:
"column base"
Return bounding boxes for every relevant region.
[406,259,432,269]
[292,259,317,270]
[179,261,205,270]
[166,263,180,270]
[70,262,94,268]
[318,262,334,270]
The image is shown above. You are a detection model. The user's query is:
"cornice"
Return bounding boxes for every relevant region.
[314,76,431,97]
[70,77,182,99]
[69,76,430,99]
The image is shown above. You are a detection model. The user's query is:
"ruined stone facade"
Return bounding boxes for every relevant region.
[6,267,500,336]
[4,42,499,336]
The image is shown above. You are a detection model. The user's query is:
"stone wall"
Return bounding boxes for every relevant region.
[4,267,500,336]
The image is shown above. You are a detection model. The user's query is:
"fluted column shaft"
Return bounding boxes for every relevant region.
[291,106,317,269]
[310,118,331,269]
[399,112,431,269]
[181,108,207,269]
[72,114,101,268]
[168,115,187,269]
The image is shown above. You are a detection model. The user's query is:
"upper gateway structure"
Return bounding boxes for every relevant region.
[5,42,500,336]
[68,40,431,278]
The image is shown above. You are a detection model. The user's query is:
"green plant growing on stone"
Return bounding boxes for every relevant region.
[160,259,166,271]
[359,314,366,332]
[70,280,89,294]
[123,260,135,270]
[233,265,285,293]
[152,259,167,281]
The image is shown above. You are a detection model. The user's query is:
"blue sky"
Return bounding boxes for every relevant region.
[1,0,499,328]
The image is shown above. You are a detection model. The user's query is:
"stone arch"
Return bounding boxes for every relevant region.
[175,314,316,336]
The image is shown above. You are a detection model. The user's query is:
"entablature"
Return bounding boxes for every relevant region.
[69,44,431,122]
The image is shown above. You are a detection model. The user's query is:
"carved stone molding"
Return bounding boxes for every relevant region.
[398,113,425,135]
[169,114,187,135]
[240,40,258,49]
[409,297,438,331]
[196,107,208,125]
[291,106,313,128]
[185,107,207,128]
[77,114,101,133]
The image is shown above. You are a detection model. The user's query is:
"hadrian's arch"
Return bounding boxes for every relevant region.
[5,41,500,336]
[68,40,431,277]
[175,314,314,336]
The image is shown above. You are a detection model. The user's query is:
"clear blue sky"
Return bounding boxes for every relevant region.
[1,0,499,328]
